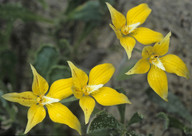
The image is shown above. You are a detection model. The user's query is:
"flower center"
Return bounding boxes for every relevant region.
[121,25,129,35]
[149,54,159,63]
[36,95,59,105]
[149,54,165,71]
[82,84,103,96]
[121,23,140,36]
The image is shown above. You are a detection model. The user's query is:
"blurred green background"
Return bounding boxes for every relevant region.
[0,0,192,135]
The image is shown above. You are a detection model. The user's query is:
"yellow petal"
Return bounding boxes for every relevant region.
[153,32,171,56]
[106,2,126,29]
[2,92,37,107]
[88,63,115,86]
[160,54,189,79]
[109,24,122,39]
[147,65,168,101]
[92,87,131,106]
[126,3,151,26]
[47,102,81,135]
[131,27,163,45]
[126,58,150,75]
[30,64,49,96]
[67,61,88,98]
[142,46,154,58]
[24,104,46,134]
[46,78,73,100]
[79,96,95,124]
[120,36,136,59]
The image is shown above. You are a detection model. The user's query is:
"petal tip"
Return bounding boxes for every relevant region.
[24,130,29,135]
[30,64,37,75]
[107,63,115,71]
[185,73,190,79]
[105,2,109,6]
[24,124,32,135]
[185,70,190,79]
[163,97,168,102]
[140,3,152,11]
[105,2,111,9]
[67,61,75,69]
[30,63,35,70]
[126,99,132,104]
[158,92,168,102]
[161,31,171,42]
[1,93,12,101]
[128,54,131,60]
[167,31,172,37]
[125,71,132,75]
[1,94,6,98]
[67,60,72,65]
[121,94,131,104]
[76,125,82,135]
[160,91,168,102]
[125,48,132,60]
[85,119,89,125]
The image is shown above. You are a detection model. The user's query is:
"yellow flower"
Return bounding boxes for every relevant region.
[67,61,131,124]
[106,2,163,59]
[126,32,189,101]
[2,64,81,135]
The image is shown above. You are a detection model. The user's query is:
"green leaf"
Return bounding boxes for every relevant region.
[87,111,121,135]
[0,50,17,85]
[34,45,59,77]
[58,39,72,58]
[146,88,192,121]
[157,112,192,135]
[78,22,97,42]
[65,0,84,15]
[48,65,71,84]
[37,0,48,9]
[126,131,144,136]
[67,1,102,22]
[127,112,144,126]
[0,89,8,108]
[156,112,169,130]
[0,21,13,47]
[0,4,52,23]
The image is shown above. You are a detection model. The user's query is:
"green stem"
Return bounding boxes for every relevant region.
[60,96,78,103]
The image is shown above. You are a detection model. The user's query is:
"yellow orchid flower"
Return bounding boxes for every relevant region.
[2,64,81,135]
[67,61,131,124]
[126,32,189,101]
[106,2,163,59]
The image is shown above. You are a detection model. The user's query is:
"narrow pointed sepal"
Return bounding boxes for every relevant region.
[106,2,126,29]
[47,102,81,135]
[30,64,49,96]
[126,58,150,75]
[147,65,168,101]
[67,61,88,98]
[153,32,171,56]
[79,96,95,124]
[24,104,46,134]
[131,27,163,45]
[160,54,190,79]
[46,78,73,100]
[109,24,122,39]
[126,3,151,25]
[88,63,115,86]
[2,92,37,107]
[120,36,136,59]
[142,46,154,58]
[92,87,131,106]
